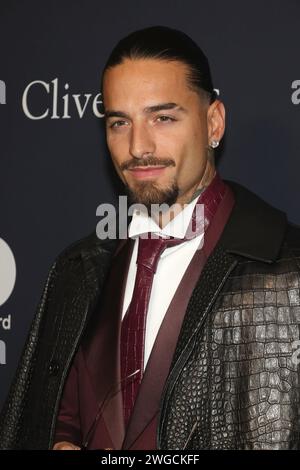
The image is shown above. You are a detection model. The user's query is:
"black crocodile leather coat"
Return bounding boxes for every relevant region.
[1,180,300,450]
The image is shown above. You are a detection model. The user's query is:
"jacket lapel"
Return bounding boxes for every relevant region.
[157,244,239,447]
[81,238,134,449]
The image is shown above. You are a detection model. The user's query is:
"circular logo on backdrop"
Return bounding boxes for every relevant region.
[0,238,16,307]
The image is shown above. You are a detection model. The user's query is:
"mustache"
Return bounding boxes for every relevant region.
[120,156,175,171]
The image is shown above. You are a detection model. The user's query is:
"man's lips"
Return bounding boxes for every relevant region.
[127,166,167,179]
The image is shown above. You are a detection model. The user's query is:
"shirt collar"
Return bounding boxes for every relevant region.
[128,194,200,240]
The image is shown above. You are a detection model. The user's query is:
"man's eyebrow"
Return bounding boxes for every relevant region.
[104,102,187,119]
[144,102,188,114]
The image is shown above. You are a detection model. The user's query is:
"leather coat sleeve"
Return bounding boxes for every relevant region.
[0,256,61,449]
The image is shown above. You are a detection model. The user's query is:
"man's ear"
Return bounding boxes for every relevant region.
[207,100,226,144]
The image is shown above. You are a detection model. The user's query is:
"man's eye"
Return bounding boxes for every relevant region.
[109,120,127,128]
[156,115,176,123]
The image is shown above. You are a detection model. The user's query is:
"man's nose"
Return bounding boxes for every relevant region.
[129,123,156,159]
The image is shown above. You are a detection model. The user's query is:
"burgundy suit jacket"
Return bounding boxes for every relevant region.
[54,180,235,450]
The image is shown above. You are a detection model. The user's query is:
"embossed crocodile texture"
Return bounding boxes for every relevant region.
[158,233,300,450]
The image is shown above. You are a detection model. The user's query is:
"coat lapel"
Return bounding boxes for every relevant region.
[157,244,239,447]
[81,238,134,449]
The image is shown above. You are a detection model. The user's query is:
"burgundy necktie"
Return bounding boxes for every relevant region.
[120,172,227,428]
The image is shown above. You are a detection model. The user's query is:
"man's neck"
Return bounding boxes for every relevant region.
[156,166,216,229]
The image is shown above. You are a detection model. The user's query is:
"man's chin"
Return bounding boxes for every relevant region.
[125,181,179,213]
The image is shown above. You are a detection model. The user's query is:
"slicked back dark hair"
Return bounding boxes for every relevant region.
[101,25,217,105]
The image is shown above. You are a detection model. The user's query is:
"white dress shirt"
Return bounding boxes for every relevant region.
[122,196,205,370]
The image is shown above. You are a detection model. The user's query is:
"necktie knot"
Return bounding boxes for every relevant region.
[137,234,185,273]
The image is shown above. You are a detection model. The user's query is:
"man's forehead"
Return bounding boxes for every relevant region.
[102,59,195,109]
[103,58,189,92]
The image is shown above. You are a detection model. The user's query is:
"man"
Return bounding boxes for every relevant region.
[1,25,300,450]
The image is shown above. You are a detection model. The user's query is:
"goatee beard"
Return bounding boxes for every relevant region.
[125,180,179,215]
